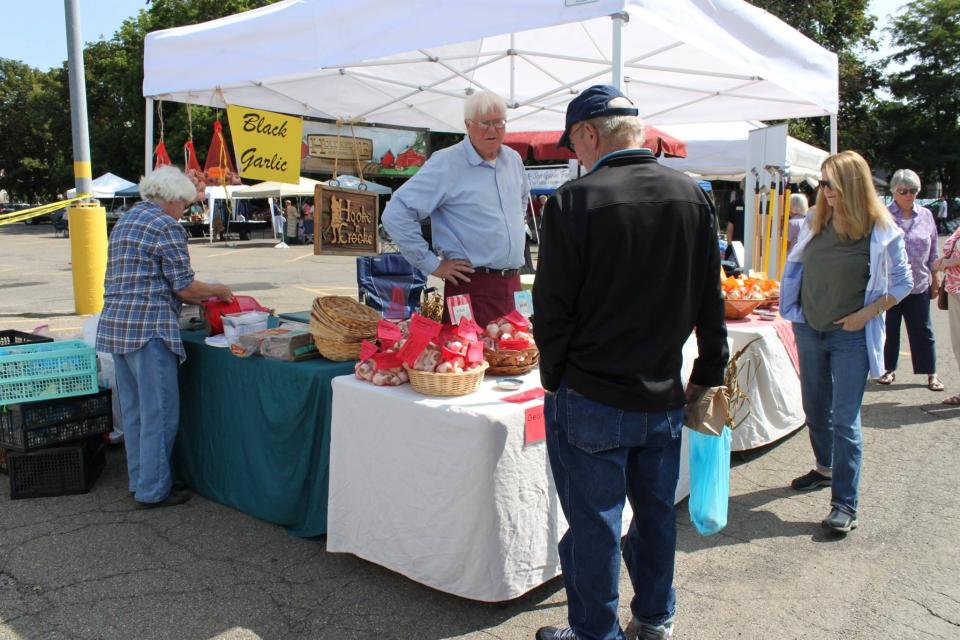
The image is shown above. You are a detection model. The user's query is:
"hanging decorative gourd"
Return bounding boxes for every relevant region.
[203,118,240,186]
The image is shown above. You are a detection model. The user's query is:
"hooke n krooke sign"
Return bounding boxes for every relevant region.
[313,184,379,256]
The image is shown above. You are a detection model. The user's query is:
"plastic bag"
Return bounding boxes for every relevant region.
[687,425,732,536]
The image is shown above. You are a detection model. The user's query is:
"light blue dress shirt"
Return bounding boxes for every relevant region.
[382,138,530,276]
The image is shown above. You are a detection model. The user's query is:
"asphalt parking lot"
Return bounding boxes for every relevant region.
[0,222,958,640]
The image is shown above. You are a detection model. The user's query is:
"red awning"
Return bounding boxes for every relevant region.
[503,127,686,161]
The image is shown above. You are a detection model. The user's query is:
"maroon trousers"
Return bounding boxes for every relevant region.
[442,272,521,327]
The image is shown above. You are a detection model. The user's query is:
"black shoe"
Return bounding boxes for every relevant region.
[135,490,192,509]
[791,469,831,491]
[822,507,858,533]
[535,628,577,640]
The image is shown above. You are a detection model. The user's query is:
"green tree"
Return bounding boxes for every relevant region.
[878,0,960,207]
[749,0,883,159]
[0,59,64,201]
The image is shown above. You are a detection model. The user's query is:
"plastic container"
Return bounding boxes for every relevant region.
[0,388,113,451]
[0,340,99,407]
[6,436,106,499]
[0,330,53,348]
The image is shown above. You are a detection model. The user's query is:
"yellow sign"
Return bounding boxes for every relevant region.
[227,105,302,184]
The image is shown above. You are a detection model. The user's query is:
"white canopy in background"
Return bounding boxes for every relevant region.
[67,173,136,199]
[143,0,838,134]
[233,177,325,199]
[659,121,829,182]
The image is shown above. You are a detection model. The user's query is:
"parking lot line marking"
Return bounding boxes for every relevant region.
[294,285,332,295]
[208,248,253,258]
[286,252,315,263]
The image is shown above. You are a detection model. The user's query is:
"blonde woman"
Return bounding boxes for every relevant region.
[780,151,912,533]
[786,192,808,253]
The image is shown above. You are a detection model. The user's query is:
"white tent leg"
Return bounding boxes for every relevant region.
[611,12,628,91]
[208,193,215,244]
[830,114,838,154]
[145,97,154,176]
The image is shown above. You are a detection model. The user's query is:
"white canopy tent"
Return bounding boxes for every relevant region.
[233,177,325,199]
[66,173,136,199]
[659,121,829,182]
[142,0,839,173]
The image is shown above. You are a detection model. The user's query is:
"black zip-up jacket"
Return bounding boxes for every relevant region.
[533,149,728,411]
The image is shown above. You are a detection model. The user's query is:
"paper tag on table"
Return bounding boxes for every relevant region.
[514,290,534,317]
[447,294,474,325]
[524,405,546,444]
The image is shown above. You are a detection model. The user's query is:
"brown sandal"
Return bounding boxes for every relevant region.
[928,375,944,391]
[942,394,960,405]
[877,371,895,385]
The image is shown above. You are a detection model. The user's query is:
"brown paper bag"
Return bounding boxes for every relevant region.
[684,386,731,436]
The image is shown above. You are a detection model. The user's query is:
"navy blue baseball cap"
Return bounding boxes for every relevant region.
[558,85,639,150]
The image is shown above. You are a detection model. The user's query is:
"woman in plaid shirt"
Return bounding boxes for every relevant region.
[96,166,233,509]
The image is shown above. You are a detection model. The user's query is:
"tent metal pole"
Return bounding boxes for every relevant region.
[145,98,154,176]
[611,13,628,91]
[829,114,838,154]
[510,33,516,105]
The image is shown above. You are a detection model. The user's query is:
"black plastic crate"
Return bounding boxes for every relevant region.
[0,331,53,348]
[7,436,105,499]
[0,388,112,452]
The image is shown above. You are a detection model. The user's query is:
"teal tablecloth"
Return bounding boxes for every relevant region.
[173,330,355,536]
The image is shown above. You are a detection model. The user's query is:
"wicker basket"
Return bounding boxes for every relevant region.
[309,312,356,342]
[484,347,540,376]
[404,362,489,397]
[757,294,780,309]
[724,299,762,320]
[313,296,379,340]
[312,335,362,361]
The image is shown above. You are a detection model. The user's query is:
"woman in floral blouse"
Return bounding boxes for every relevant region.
[876,169,943,391]
[934,219,960,404]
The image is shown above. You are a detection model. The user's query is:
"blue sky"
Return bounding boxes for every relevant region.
[0,0,149,71]
[1,0,908,72]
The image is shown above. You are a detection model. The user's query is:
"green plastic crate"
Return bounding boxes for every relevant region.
[0,340,98,407]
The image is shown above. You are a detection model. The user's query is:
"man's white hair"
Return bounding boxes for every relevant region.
[464,91,507,121]
[139,166,197,203]
[587,97,645,147]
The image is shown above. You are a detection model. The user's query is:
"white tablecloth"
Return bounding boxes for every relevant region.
[327,322,803,601]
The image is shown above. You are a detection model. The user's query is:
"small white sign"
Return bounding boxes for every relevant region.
[514,290,534,317]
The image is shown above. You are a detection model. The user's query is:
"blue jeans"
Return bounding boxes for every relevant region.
[113,338,180,503]
[545,382,683,640]
[884,289,936,374]
[793,323,869,515]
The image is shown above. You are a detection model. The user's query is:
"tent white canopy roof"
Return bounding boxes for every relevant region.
[67,173,136,199]
[234,175,394,198]
[233,176,325,199]
[658,121,829,182]
[143,0,838,133]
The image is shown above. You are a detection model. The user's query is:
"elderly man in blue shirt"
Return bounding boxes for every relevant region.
[382,91,529,325]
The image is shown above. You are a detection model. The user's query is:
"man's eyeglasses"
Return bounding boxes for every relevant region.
[469,119,507,130]
[818,179,835,190]
[896,187,919,195]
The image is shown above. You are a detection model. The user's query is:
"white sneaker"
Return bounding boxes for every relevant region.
[107,430,124,445]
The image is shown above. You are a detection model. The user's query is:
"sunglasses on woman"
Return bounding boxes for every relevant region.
[895,188,919,195]
[818,179,834,190]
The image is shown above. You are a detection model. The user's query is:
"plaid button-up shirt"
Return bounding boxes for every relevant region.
[96,201,195,362]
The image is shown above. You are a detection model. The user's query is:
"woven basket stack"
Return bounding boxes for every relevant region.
[484,346,540,376]
[309,296,380,361]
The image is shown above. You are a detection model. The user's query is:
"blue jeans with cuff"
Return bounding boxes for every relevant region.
[793,323,869,515]
[545,381,683,640]
[113,337,180,504]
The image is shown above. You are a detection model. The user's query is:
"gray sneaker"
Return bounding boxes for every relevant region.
[822,507,858,533]
[535,627,576,640]
[625,617,674,640]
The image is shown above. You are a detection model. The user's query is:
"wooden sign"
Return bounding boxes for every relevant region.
[313,184,380,256]
[303,134,373,174]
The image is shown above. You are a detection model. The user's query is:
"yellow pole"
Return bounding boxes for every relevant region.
[68,203,108,315]
[761,182,775,277]
[778,184,792,279]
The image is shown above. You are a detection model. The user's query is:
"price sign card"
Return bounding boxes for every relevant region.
[514,290,534,317]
